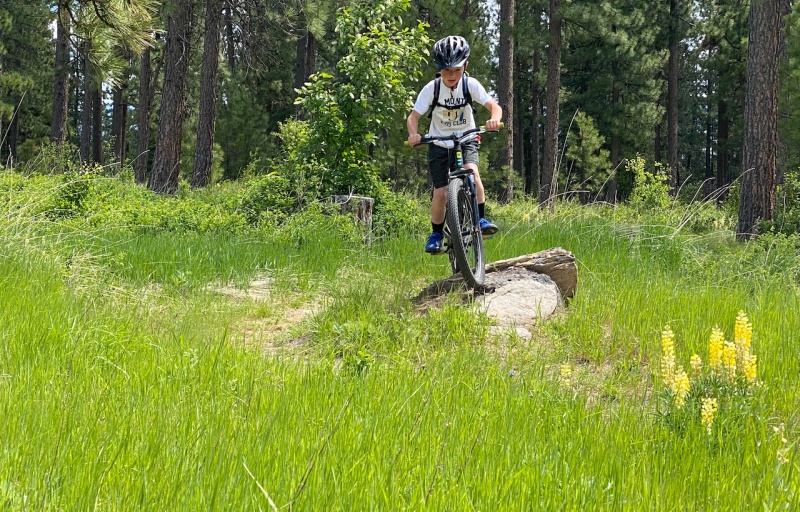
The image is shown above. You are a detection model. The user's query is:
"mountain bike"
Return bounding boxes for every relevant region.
[406,124,502,289]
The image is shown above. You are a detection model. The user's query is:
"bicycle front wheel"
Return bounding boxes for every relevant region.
[445,177,485,288]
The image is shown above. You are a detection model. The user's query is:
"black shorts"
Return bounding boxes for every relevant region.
[427,140,480,189]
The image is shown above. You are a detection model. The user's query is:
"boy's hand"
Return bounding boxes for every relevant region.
[408,134,422,146]
[485,119,501,131]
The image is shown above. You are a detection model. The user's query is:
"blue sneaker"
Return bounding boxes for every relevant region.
[479,218,498,238]
[425,232,444,254]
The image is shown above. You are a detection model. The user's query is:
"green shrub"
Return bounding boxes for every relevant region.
[237,171,295,226]
[372,187,427,238]
[773,170,800,234]
[628,156,671,211]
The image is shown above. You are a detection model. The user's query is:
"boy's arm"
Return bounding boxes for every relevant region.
[483,99,503,131]
[407,110,422,145]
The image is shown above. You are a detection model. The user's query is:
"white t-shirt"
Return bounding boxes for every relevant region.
[412,76,493,147]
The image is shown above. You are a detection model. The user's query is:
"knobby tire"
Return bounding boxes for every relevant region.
[445,177,485,288]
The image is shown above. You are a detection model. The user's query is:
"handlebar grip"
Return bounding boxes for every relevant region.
[480,122,504,131]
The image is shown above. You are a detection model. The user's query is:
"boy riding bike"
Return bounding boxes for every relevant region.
[406,35,503,254]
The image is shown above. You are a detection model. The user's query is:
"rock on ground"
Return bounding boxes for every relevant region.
[413,248,577,334]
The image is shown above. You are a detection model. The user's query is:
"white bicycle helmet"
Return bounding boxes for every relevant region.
[433,36,471,70]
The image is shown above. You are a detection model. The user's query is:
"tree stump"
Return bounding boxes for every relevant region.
[332,195,374,243]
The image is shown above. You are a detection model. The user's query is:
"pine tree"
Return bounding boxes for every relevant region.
[0,0,51,164]
[149,0,195,194]
[540,0,562,208]
[497,0,515,201]
[737,0,792,238]
[191,0,224,189]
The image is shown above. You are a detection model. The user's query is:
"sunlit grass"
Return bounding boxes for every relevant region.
[1,174,799,509]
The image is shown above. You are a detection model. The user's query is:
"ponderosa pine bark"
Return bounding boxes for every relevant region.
[135,48,152,184]
[191,0,223,188]
[497,0,515,201]
[111,82,128,167]
[50,3,70,145]
[80,44,93,163]
[294,30,316,118]
[737,0,791,239]
[667,0,680,191]
[540,0,561,209]
[529,28,541,197]
[149,0,194,194]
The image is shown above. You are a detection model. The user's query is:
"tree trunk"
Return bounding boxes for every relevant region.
[80,46,93,164]
[293,30,317,118]
[716,99,730,200]
[608,69,620,203]
[224,1,236,70]
[654,119,662,164]
[50,3,70,145]
[497,0,514,201]
[135,48,153,184]
[540,0,562,210]
[529,35,541,197]
[736,0,791,239]
[513,55,524,179]
[191,0,223,189]
[111,62,129,169]
[704,78,713,197]
[92,85,103,164]
[667,0,680,191]
[150,0,194,194]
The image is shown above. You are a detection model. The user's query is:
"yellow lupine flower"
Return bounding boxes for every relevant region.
[559,363,573,387]
[708,327,725,374]
[690,354,702,375]
[701,397,718,434]
[661,326,676,386]
[722,340,737,381]
[672,367,690,410]
[743,353,757,383]
[734,310,752,350]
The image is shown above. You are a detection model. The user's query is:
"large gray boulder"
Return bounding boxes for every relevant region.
[413,248,577,334]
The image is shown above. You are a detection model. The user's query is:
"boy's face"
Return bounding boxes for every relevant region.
[441,64,466,89]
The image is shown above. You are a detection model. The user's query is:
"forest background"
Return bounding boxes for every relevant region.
[2,0,800,236]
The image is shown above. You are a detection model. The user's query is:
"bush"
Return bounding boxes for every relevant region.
[773,170,800,234]
[237,171,295,226]
[627,156,671,211]
[372,187,427,238]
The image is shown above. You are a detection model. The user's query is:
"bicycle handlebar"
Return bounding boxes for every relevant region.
[404,122,504,147]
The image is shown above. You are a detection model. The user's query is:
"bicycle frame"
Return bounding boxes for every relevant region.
[444,141,480,275]
[406,125,500,288]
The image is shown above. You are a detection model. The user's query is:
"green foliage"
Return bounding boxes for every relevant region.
[563,111,612,201]
[772,170,800,235]
[294,0,429,198]
[627,155,671,211]
[272,119,330,207]
[47,165,105,218]
[561,0,665,165]
[371,187,427,238]
[781,5,800,174]
[237,171,295,225]
[74,0,159,81]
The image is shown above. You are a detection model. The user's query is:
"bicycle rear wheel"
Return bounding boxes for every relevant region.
[445,177,485,288]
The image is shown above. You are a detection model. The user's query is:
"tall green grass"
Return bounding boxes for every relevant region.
[1,172,799,509]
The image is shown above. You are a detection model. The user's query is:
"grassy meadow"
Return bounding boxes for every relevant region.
[1,166,800,510]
